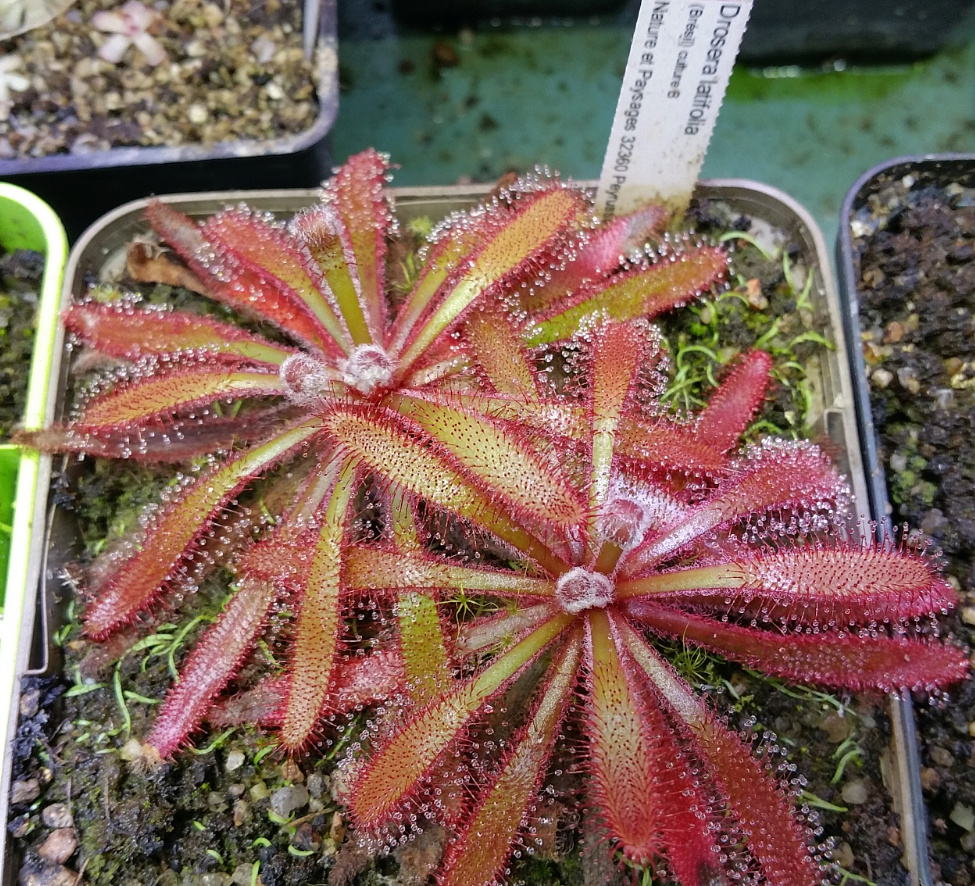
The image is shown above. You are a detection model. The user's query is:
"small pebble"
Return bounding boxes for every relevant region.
[306,772,325,799]
[329,810,345,843]
[249,781,269,802]
[280,759,304,783]
[19,687,40,718]
[41,804,73,830]
[950,803,975,832]
[945,356,964,376]
[819,711,851,743]
[11,778,40,805]
[921,766,941,791]
[930,745,955,767]
[871,367,894,389]
[232,798,251,827]
[270,784,309,818]
[960,606,975,627]
[832,841,855,869]
[8,814,30,839]
[37,829,78,865]
[884,320,904,343]
[224,750,245,772]
[896,366,921,394]
[292,821,321,851]
[18,862,79,886]
[840,780,869,805]
[232,864,255,886]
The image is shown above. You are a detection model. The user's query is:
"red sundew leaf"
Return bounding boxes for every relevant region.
[73,366,287,430]
[21,404,302,464]
[585,609,660,863]
[208,649,406,730]
[335,647,408,710]
[461,301,540,401]
[320,401,568,576]
[636,689,726,886]
[235,526,321,590]
[617,618,822,886]
[279,461,358,752]
[695,350,773,453]
[520,203,669,315]
[455,602,563,656]
[344,544,555,598]
[395,186,588,379]
[382,489,457,704]
[385,213,489,358]
[626,440,848,570]
[384,394,587,535]
[615,417,734,478]
[201,208,354,353]
[146,576,279,758]
[144,201,339,355]
[82,417,322,639]
[525,246,728,346]
[348,613,573,828]
[627,600,970,692]
[207,676,288,729]
[617,544,958,626]
[439,630,583,886]
[323,148,392,341]
[64,303,294,367]
[689,717,823,886]
[587,322,651,531]
[290,204,372,349]
[397,592,455,705]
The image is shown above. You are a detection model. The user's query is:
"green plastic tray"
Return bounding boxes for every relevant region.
[0,183,67,758]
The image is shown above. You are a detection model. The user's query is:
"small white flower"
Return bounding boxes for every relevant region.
[0,54,30,118]
[90,0,167,67]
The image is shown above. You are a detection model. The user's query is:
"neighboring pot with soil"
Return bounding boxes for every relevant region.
[839,155,975,886]
[1,172,953,886]
[0,0,338,241]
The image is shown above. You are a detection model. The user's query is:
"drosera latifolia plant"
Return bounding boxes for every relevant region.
[326,315,967,886]
[17,151,971,886]
[22,148,723,761]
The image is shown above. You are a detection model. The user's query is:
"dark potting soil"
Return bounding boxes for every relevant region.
[6,198,909,886]
[0,247,43,440]
[851,173,975,886]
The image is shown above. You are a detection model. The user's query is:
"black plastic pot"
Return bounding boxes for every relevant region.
[837,153,975,886]
[0,1,338,244]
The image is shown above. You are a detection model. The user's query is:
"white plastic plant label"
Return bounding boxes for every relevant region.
[596,0,753,219]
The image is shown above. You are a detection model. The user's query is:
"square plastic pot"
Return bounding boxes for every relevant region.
[838,153,975,886]
[0,1,338,244]
[1,178,929,883]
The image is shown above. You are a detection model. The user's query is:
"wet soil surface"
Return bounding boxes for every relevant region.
[850,169,975,886]
[0,247,44,439]
[7,196,909,886]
